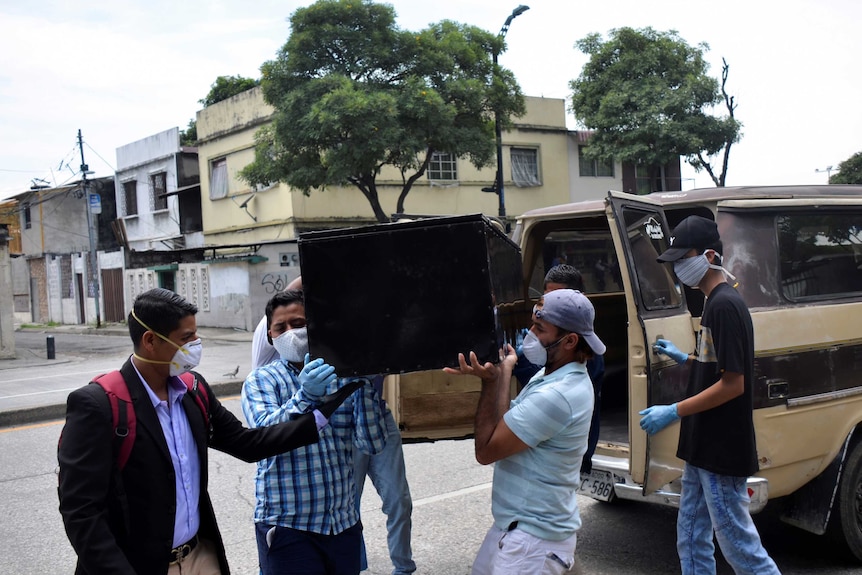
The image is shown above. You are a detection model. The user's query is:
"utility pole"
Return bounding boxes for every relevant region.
[481,5,529,232]
[78,129,101,328]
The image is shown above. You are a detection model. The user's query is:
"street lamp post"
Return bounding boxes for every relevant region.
[482,5,529,230]
[815,165,834,183]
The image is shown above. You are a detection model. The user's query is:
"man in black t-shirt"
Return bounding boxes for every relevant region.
[639,216,781,575]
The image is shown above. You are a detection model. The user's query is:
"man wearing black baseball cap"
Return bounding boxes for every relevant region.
[446,289,605,574]
[641,215,780,575]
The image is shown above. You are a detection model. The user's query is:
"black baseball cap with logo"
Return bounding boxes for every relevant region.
[656,216,720,263]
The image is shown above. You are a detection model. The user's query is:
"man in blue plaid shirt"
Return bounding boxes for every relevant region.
[242,290,387,575]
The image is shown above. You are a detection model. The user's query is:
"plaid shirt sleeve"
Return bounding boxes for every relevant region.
[351,378,387,456]
[242,362,308,428]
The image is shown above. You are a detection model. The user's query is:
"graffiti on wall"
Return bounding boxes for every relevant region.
[261,272,292,294]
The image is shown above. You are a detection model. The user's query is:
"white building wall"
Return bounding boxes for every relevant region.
[125,268,156,313]
[115,127,183,251]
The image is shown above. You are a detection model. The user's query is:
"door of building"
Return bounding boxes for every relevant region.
[101,268,125,323]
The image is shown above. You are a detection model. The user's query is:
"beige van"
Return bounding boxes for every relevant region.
[387,185,862,561]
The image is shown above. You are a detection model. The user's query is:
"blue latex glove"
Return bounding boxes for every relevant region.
[653,339,689,364]
[639,403,680,435]
[298,353,337,402]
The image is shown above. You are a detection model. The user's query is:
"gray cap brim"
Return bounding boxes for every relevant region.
[583,332,606,356]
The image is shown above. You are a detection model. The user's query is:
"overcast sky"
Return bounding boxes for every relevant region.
[1,0,859,201]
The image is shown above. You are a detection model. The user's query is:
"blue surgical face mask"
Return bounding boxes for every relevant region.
[673,250,736,288]
[673,253,711,288]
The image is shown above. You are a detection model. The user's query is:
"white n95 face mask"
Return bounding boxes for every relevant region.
[167,339,202,376]
[522,330,566,367]
[273,327,308,363]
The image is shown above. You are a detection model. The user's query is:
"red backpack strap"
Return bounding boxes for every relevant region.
[181,371,212,438]
[91,371,135,472]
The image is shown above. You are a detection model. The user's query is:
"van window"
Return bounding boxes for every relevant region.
[778,212,862,300]
[622,207,681,310]
[530,228,621,297]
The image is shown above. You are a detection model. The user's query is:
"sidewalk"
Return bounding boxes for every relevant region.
[0,323,255,428]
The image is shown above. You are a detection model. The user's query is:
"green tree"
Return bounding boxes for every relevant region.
[240,0,525,223]
[570,27,741,190]
[199,75,260,107]
[830,151,862,184]
[179,119,197,146]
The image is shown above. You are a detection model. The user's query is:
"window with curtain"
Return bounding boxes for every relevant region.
[210,158,228,200]
[578,145,614,177]
[427,152,457,180]
[511,147,541,187]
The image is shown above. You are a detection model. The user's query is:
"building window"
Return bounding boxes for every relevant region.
[511,147,541,187]
[150,172,168,211]
[578,146,614,177]
[778,213,862,300]
[23,202,31,229]
[210,158,228,200]
[123,180,138,216]
[635,164,653,195]
[427,152,457,181]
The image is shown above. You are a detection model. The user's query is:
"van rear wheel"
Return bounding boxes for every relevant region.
[833,439,862,561]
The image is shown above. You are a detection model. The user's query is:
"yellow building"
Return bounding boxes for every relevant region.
[195,87,623,246]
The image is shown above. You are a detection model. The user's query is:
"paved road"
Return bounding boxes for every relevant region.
[0,327,252,424]
[2,399,861,574]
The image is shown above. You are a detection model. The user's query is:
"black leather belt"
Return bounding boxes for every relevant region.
[169,534,199,565]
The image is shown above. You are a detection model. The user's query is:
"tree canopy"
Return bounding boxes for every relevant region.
[570,27,741,190]
[199,75,260,107]
[830,151,862,184]
[240,0,525,222]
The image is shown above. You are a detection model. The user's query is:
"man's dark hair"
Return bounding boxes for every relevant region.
[265,289,304,343]
[544,264,584,291]
[128,288,197,348]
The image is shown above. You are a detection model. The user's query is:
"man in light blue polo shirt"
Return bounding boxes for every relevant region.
[446,289,606,575]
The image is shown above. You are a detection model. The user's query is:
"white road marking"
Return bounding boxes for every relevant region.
[412,482,492,508]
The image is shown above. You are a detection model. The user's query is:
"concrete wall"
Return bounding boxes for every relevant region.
[249,242,301,323]
[0,237,14,358]
[11,256,29,324]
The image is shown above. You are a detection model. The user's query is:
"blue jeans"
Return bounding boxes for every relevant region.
[255,522,362,575]
[677,464,781,575]
[354,409,416,575]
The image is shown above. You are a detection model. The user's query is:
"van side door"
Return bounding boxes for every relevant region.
[607,192,697,494]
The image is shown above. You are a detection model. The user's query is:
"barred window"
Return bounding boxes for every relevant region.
[428,152,457,181]
[122,180,138,216]
[150,172,167,211]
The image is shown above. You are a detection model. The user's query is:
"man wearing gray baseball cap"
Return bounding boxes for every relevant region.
[446,288,604,574]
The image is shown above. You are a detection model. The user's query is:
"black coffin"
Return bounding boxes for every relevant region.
[298,214,522,376]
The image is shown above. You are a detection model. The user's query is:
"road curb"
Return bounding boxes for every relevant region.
[0,380,245,429]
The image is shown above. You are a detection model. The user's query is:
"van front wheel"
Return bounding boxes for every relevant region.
[833,439,862,561]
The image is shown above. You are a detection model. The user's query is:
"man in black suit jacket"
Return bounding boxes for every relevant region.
[58,288,344,575]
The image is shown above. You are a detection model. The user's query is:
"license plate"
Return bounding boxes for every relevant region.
[577,469,615,501]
